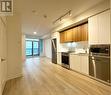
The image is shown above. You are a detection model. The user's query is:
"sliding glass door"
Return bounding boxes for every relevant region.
[33,41,39,56]
[26,40,39,56]
[26,41,33,56]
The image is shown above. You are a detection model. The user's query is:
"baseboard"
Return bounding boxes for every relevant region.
[7,73,23,81]
[1,73,23,95]
[1,80,6,94]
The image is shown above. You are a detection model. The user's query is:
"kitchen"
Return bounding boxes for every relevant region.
[51,8,110,85]
[0,0,111,95]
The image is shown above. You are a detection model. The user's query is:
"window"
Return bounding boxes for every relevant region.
[33,41,39,56]
[26,39,39,56]
[26,41,32,56]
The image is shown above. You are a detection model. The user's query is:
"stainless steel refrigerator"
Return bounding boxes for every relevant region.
[51,39,57,64]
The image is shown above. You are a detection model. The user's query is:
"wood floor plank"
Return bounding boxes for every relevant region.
[3,57,111,95]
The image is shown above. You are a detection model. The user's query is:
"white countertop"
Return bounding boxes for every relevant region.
[70,52,89,56]
[57,52,89,56]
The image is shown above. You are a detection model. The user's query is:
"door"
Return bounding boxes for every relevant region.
[0,18,7,95]
[26,41,33,56]
[98,10,110,44]
[88,15,99,44]
[33,41,39,56]
[52,39,57,64]
[26,40,39,56]
[81,55,89,75]
[88,10,110,44]
[60,32,66,43]
[77,26,82,42]
[70,55,81,72]
[81,23,88,41]
[66,29,73,42]
[72,27,78,42]
[57,53,61,65]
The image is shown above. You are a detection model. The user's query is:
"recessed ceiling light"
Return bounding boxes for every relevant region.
[33,32,37,35]
[32,10,36,13]
[32,10,38,15]
[43,14,47,19]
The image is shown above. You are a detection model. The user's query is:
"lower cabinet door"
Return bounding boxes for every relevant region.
[70,55,81,72]
[57,53,61,65]
[70,54,89,75]
[80,56,89,75]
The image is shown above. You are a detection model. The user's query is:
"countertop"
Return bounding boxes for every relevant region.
[57,52,89,56]
[70,53,89,56]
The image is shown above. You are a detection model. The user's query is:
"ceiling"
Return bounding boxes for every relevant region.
[14,0,104,38]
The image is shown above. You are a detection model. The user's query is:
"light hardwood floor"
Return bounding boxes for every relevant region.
[3,57,111,95]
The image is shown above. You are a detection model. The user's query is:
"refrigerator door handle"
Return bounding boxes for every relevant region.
[52,40,57,52]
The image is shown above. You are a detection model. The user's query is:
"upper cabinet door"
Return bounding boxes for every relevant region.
[98,10,110,44]
[88,15,99,44]
[73,24,88,42]
[88,10,110,44]
[72,27,78,42]
[77,26,82,42]
[81,23,88,41]
[60,32,66,43]
[66,29,73,42]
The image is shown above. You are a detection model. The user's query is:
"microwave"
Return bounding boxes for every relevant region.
[89,44,110,56]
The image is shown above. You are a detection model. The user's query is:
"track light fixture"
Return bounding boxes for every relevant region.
[53,10,72,24]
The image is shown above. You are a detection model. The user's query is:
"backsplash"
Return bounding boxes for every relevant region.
[60,41,89,52]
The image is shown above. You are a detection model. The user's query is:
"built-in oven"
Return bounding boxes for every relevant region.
[61,52,70,69]
[89,44,110,83]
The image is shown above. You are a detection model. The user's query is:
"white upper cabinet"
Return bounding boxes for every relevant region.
[88,15,99,44]
[88,10,110,44]
[98,10,110,44]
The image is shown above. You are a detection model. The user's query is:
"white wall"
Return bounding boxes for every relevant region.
[22,35,26,62]
[44,39,52,58]
[7,13,22,80]
[0,16,7,95]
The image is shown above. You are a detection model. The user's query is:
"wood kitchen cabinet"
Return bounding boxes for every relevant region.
[60,31,66,43]
[72,27,78,42]
[72,26,81,42]
[60,29,73,43]
[77,26,82,42]
[60,23,88,43]
[65,29,73,42]
[88,10,110,44]
[72,23,88,42]
[81,23,88,41]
